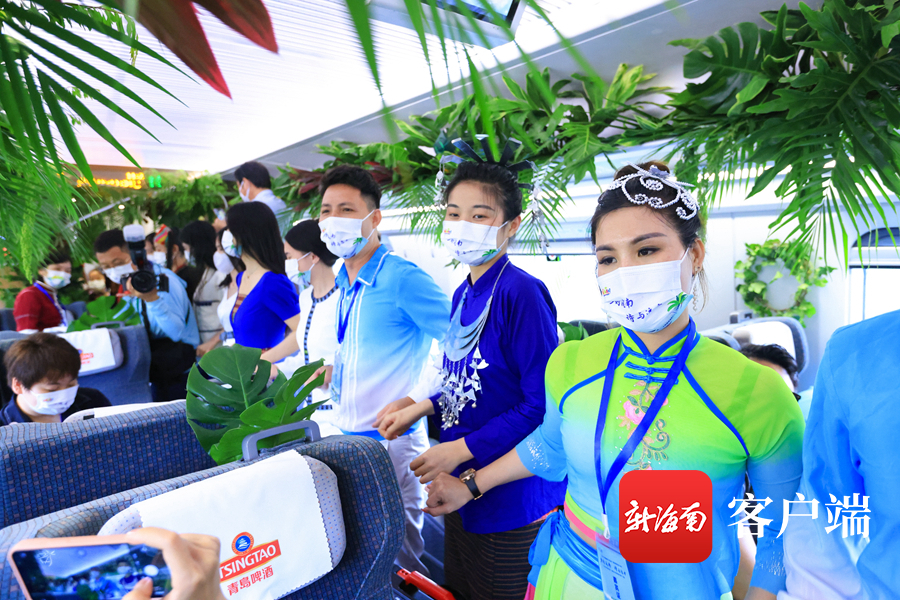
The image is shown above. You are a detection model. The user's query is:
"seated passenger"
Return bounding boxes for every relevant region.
[1,333,111,424]
[740,343,799,393]
[86,266,111,300]
[13,247,74,332]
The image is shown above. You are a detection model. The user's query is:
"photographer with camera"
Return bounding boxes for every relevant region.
[94,227,200,402]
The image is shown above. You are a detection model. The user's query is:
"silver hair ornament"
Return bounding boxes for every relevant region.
[606,163,700,220]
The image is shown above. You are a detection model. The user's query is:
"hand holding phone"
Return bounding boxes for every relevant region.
[8,528,224,600]
[122,529,224,600]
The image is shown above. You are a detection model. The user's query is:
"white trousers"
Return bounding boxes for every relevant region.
[380,423,430,576]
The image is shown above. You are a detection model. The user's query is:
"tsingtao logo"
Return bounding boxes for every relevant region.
[221,532,281,583]
[619,470,713,563]
[231,533,254,556]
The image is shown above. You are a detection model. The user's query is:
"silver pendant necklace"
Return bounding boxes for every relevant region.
[438,260,510,429]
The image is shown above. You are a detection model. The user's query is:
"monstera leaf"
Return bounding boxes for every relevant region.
[67,296,141,332]
[558,322,589,343]
[185,345,325,465]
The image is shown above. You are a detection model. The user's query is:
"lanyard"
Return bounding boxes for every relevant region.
[35,284,68,326]
[595,320,698,512]
[336,284,361,344]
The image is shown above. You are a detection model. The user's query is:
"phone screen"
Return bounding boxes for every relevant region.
[12,544,171,600]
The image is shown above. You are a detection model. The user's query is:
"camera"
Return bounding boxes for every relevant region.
[122,225,168,294]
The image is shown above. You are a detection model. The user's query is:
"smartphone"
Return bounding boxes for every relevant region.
[8,536,171,600]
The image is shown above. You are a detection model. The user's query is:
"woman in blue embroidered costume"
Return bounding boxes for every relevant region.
[422,161,804,600]
[376,139,566,600]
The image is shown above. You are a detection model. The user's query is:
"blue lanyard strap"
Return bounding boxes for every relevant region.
[34,284,67,326]
[336,284,361,344]
[595,320,698,512]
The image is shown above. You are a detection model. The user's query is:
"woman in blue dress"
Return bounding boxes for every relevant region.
[376,158,566,600]
[223,202,300,353]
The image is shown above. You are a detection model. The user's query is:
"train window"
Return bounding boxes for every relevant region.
[848,228,900,324]
[511,254,604,323]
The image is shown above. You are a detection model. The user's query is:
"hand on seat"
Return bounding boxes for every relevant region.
[123,527,225,600]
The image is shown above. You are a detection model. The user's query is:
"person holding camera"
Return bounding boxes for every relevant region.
[94,228,200,402]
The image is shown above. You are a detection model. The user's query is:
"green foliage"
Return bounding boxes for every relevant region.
[66,295,141,332]
[644,1,900,264]
[275,67,657,249]
[734,238,835,325]
[185,345,325,465]
[0,0,179,278]
[140,172,231,229]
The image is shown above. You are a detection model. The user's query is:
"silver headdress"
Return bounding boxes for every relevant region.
[606,163,699,220]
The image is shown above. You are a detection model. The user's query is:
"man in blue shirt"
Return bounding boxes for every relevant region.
[780,309,900,599]
[95,229,199,401]
[318,165,451,575]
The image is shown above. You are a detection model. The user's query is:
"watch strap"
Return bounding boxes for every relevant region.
[464,474,482,500]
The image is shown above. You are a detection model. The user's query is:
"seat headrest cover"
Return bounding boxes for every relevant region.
[58,329,123,376]
[63,400,186,423]
[99,450,344,598]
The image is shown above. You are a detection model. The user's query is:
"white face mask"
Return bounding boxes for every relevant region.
[239,180,250,202]
[26,384,79,416]
[285,253,310,284]
[214,251,234,274]
[319,211,375,259]
[43,270,71,289]
[103,263,136,285]
[441,219,509,266]
[87,279,106,291]
[149,251,167,266]
[221,231,241,258]
[596,249,694,334]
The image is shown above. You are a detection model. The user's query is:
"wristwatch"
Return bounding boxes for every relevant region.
[459,468,482,500]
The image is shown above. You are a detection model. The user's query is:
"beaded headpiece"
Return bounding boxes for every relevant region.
[606,163,699,220]
[434,136,535,197]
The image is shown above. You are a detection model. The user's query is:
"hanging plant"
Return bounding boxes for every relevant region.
[271,65,658,250]
[734,239,835,325]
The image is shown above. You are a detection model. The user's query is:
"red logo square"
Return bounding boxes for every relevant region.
[618,469,713,563]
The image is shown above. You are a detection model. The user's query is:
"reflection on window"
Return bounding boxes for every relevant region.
[848,228,900,324]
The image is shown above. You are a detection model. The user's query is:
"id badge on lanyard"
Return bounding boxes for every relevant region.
[592,321,698,600]
[596,531,636,600]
